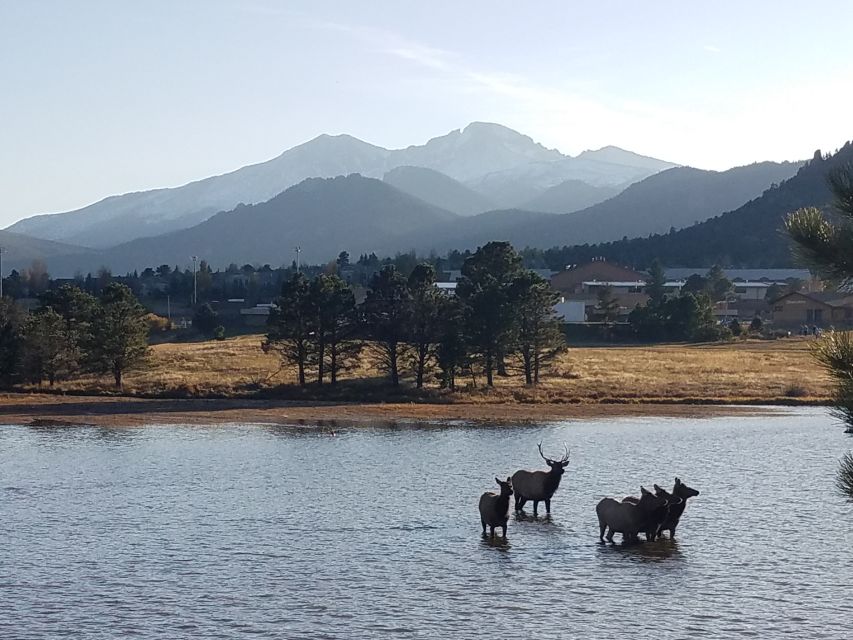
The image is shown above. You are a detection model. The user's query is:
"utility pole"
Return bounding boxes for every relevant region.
[295,246,302,273]
[192,256,198,305]
[0,246,4,298]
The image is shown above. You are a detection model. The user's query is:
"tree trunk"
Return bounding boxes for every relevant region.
[330,341,338,385]
[390,341,399,386]
[523,347,533,385]
[113,363,122,388]
[496,346,508,376]
[533,350,541,385]
[485,351,494,387]
[317,338,325,385]
[416,344,427,388]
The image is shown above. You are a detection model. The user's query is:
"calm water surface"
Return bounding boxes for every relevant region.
[1,408,851,639]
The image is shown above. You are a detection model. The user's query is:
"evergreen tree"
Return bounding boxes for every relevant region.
[407,263,442,388]
[434,295,468,391]
[511,271,564,384]
[361,266,411,386]
[193,303,219,336]
[90,283,149,388]
[263,273,315,386]
[706,264,733,301]
[312,274,359,385]
[456,242,524,386]
[645,259,667,307]
[0,298,23,385]
[21,308,81,386]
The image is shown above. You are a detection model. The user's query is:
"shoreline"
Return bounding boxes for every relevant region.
[0,392,817,428]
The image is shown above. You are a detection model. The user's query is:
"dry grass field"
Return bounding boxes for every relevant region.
[32,334,831,404]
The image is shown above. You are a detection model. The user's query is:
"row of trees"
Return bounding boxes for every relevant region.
[0,283,149,388]
[625,261,729,342]
[264,242,566,389]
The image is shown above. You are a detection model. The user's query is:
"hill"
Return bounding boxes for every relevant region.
[6,123,674,248]
[393,161,803,254]
[45,175,458,274]
[538,146,851,269]
[382,166,496,215]
[520,179,620,213]
[0,231,95,273]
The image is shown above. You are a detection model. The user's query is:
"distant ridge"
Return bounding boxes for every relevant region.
[6,122,676,248]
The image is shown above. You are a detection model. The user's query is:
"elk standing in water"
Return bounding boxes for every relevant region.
[479,477,513,539]
[511,443,570,517]
[598,487,667,543]
[657,477,699,539]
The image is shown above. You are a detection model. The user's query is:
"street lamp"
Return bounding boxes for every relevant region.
[191,255,198,305]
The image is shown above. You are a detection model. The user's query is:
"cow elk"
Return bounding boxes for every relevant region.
[479,477,513,539]
[511,443,570,517]
[657,477,699,540]
[597,487,667,543]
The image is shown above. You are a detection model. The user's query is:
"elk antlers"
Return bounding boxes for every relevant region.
[538,442,570,464]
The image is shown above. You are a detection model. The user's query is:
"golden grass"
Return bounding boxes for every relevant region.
[30,334,832,404]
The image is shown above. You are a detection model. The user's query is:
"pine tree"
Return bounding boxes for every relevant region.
[407,263,442,388]
[361,266,411,387]
[21,308,82,386]
[456,242,524,386]
[90,283,149,388]
[263,273,315,386]
[511,271,565,384]
[312,274,360,385]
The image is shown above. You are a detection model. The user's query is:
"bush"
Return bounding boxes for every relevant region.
[692,324,731,342]
[783,382,809,398]
[749,316,763,333]
[728,319,742,336]
[144,313,171,332]
[213,325,226,341]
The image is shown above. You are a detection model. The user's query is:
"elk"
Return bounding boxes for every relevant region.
[511,443,570,517]
[657,477,699,540]
[597,487,667,543]
[479,477,513,539]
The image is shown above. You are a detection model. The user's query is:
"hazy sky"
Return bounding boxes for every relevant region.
[2,0,852,227]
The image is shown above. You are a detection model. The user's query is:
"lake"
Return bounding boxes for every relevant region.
[1,408,851,639]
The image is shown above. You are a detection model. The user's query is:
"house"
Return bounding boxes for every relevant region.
[550,261,646,295]
[240,303,277,327]
[770,291,853,328]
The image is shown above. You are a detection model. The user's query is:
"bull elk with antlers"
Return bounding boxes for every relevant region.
[511,443,570,517]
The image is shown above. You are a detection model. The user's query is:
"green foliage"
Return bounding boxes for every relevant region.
[594,285,620,325]
[90,283,149,387]
[264,273,315,386]
[0,298,23,385]
[407,264,442,388]
[706,264,733,301]
[434,296,468,390]
[750,316,763,332]
[838,451,853,500]
[645,259,666,306]
[629,291,721,342]
[511,271,565,384]
[361,266,411,386]
[213,325,226,341]
[21,308,82,386]
[193,303,219,336]
[312,273,360,385]
[729,319,742,336]
[456,242,526,386]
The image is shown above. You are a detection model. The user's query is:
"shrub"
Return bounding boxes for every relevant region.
[213,325,226,341]
[783,382,809,398]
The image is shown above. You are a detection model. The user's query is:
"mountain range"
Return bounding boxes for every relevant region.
[6,122,676,248]
[0,122,823,276]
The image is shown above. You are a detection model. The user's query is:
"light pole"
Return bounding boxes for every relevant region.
[0,246,4,298]
[191,256,198,305]
[295,246,301,273]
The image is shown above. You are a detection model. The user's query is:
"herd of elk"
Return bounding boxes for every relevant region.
[478,444,701,544]
[597,478,700,543]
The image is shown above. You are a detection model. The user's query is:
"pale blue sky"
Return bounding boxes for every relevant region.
[2,0,851,227]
